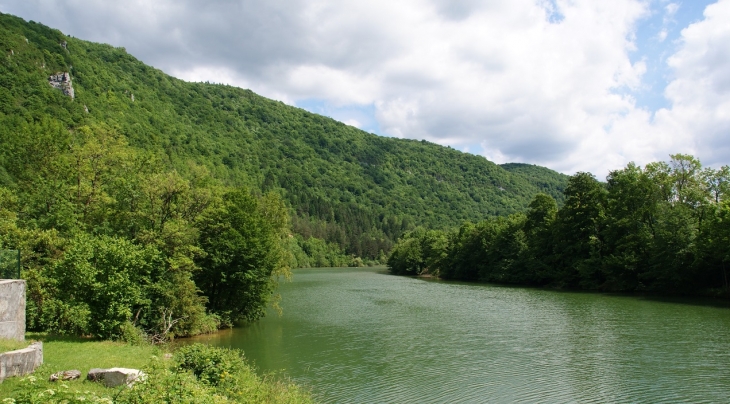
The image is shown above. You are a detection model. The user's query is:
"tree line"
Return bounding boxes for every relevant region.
[0,121,291,340]
[389,155,730,296]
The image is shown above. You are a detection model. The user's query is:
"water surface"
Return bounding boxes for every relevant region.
[191,267,730,403]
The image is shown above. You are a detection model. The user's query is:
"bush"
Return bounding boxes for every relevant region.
[174,344,247,387]
[118,321,147,346]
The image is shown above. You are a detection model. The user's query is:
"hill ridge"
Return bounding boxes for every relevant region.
[0,12,568,258]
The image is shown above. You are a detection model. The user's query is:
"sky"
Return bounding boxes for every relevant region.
[1,0,728,176]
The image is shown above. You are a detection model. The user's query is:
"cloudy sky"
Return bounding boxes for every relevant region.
[2,0,729,176]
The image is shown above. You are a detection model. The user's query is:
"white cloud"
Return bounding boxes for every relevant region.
[1,0,729,175]
[665,2,680,17]
[657,2,679,42]
[660,0,730,166]
[343,119,362,128]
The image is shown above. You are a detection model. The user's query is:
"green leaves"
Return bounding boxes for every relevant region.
[392,156,730,296]
[50,234,162,338]
[195,189,288,324]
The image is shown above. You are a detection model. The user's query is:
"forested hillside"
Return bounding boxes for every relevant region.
[0,13,567,263]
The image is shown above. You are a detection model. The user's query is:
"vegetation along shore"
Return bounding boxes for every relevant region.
[389,154,730,297]
[0,9,728,403]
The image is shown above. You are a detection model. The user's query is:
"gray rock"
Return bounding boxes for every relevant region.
[48,72,75,99]
[87,367,146,388]
[49,369,81,382]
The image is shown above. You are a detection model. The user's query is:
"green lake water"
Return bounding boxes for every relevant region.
[189,267,730,403]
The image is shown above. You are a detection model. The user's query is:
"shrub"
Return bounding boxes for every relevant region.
[174,344,247,387]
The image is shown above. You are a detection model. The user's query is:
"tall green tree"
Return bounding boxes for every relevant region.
[601,163,658,290]
[195,189,289,324]
[551,172,606,288]
[523,193,558,284]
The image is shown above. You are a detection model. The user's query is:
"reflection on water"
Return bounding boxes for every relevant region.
[187,267,730,403]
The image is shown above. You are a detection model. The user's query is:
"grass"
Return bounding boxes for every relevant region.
[0,333,161,398]
[0,338,30,353]
[0,334,315,403]
[30,334,160,370]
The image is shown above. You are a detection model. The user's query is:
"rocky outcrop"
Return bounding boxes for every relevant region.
[48,72,74,99]
[87,367,146,388]
[0,342,43,382]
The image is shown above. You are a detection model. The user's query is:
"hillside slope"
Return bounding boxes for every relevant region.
[0,13,568,258]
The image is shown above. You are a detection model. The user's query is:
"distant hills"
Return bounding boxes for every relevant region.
[0,13,568,258]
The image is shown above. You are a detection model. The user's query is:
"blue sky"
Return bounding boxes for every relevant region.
[2,0,728,176]
[629,0,715,111]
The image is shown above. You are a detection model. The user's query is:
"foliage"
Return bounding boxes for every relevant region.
[48,234,162,339]
[500,163,568,204]
[391,155,730,296]
[175,344,248,387]
[195,190,289,324]
[0,12,568,261]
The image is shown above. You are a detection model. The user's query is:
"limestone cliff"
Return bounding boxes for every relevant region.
[48,72,74,99]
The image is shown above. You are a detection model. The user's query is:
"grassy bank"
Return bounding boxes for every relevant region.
[0,335,314,403]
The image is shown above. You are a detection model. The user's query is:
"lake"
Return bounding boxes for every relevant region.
[189,267,730,403]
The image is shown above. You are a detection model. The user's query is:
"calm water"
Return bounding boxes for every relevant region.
[190,267,730,403]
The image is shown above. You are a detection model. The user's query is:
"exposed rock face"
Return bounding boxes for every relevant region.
[60,41,67,49]
[49,369,81,382]
[0,342,43,382]
[48,72,74,99]
[87,367,146,388]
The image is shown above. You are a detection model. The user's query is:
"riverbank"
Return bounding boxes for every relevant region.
[0,334,314,403]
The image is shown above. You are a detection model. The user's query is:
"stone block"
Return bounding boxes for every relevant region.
[0,342,43,382]
[87,367,146,388]
[0,280,25,341]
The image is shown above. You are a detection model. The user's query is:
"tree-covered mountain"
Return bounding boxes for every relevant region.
[0,12,567,261]
[500,163,569,200]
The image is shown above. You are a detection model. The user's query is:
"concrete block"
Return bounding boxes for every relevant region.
[0,280,25,341]
[0,341,43,382]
